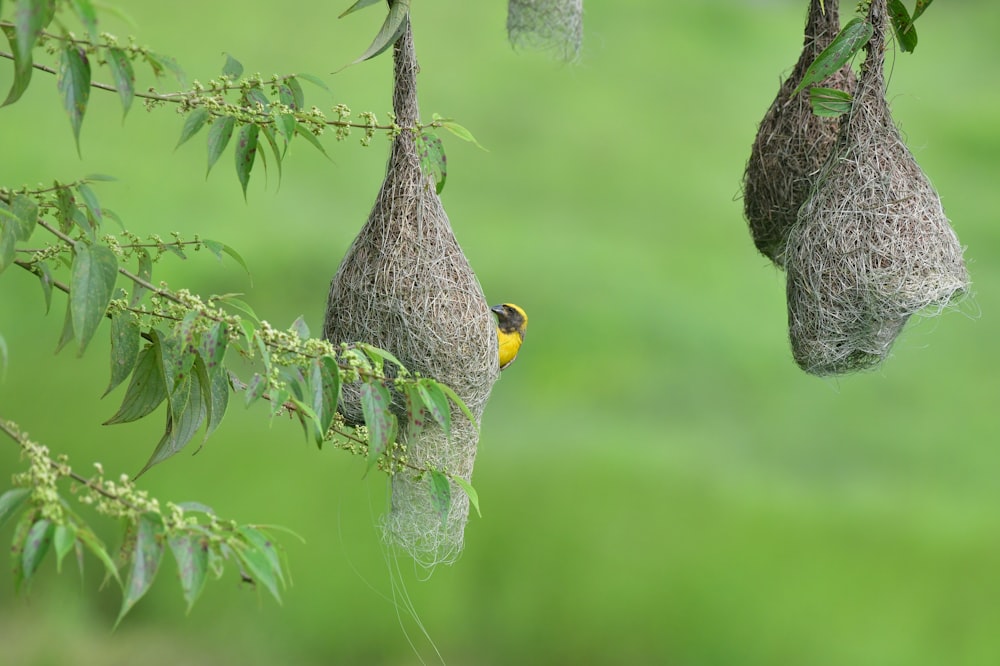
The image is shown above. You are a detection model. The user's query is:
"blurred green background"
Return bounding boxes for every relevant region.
[3,1,1000,664]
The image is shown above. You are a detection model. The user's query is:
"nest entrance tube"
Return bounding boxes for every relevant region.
[323,18,500,566]
[743,0,856,267]
[784,0,969,375]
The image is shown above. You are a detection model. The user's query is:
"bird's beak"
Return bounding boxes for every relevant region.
[490,305,503,316]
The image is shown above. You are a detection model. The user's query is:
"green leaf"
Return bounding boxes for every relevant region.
[14,0,55,63]
[11,194,38,241]
[105,310,141,396]
[294,72,329,93]
[272,106,296,148]
[70,0,98,39]
[144,51,186,86]
[203,240,252,282]
[197,320,229,370]
[294,123,329,158]
[912,0,932,23]
[428,470,451,525]
[793,18,872,96]
[888,0,918,53]
[21,518,55,586]
[243,86,269,109]
[199,357,229,442]
[53,523,78,573]
[176,107,211,149]
[436,381,477,429]
[129,248,153,307]
[55,300,75,354]
[54,184,75,233]
[244,372,266,407]
[452,476,481,518]
[136,348,206,475]
[280,78,303,110]
[416,131,447,194]
[403,384,428,441]
[809,86,853,117]
[289,315,310,340]
[259,126,285,185]
[115,513,165,626]
[351,0,410,65]
[57,44,91,155]
[440,121,486,151]
[0,488,31,528]
[106,46,136,117]
[339,0,383,18]
[358,343,406,374]
[238,526,283,586]
[77,526,122,587]
[234,123,259,199]
[417,379,451,435]
[168,533,208,612]
[222,53,243,78]
[1,24,34,107]
[206,116,236,176]
[172,310,200,387]
[360,380,395,469]
[103,343,168,424]
[70,243,118,356]
[10,508,37,592]
[220,296,259,324]
[36,260,54,313]
[76,182,102,228]
[234,533,282,603]
[0,214,15,274]
[84,173,117,182]
[315,355,341,441]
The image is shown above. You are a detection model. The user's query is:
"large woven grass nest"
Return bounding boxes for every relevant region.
[744,0,856,267]
[323,18,499,566]
[784,0,968,375]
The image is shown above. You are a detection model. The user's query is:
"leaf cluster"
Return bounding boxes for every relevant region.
[795,0,935,116]
[0,420,292,623]
[0,0,484,620]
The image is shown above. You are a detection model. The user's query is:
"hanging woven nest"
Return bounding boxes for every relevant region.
[743,0,856,267]
[507,0,584,62]
[323,17,500,566]
[785,0,969,375]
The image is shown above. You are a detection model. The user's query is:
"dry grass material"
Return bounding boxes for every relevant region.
[785,0,969,375]
[507,0,583,62]
[743,0,856,267]
[323,20,499,566]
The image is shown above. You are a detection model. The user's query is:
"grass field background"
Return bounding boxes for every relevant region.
[2,1,1000,664]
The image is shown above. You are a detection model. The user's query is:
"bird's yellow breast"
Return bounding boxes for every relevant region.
[497,329,523,370]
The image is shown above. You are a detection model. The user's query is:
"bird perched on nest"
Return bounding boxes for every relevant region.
[491,303,528,370]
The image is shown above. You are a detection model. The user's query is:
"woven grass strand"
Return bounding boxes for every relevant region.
[507,0,583,62]
[785,0,969,375]
[323,18,499,566]
[743,0,856,267]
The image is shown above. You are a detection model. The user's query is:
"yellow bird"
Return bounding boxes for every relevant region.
[491,303,528,370]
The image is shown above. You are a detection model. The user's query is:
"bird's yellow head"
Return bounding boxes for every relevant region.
[491,303,528,371]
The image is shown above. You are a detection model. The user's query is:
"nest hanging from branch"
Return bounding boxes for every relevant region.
[785,0,969,375]
[507,0,584,62]
[323,17,499,566]
[743,0,856,267]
